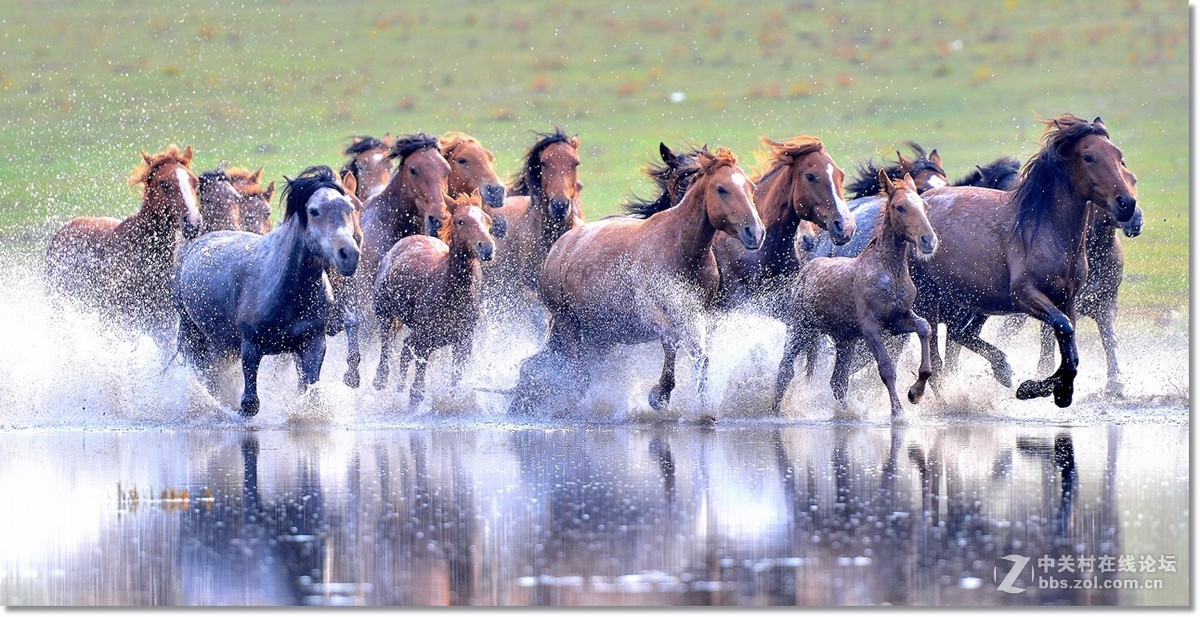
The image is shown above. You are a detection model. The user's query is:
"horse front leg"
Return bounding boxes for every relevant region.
[1014,287,1078,408]
[295,333,327,392]
[772,324,804,415]
[239,339,264,418]
[890,313,934,406]
[861,323,903,420]
[649,339,677,412]
[408,345,431,411]
[373,318,397,390]
[829,339,855,411]
[342,310,362,388]
[1093,301,1123,398]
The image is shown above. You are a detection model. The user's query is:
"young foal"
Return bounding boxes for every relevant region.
[773,171,937,420]
[45,144,202,334]
[372,192,497,408]
[174,166,360,417]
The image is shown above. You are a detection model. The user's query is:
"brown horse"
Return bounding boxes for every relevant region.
[440,131,507,209]
[773,171,938,419]
[911,115,1138,408]
[372,192,498,408]
[226,167,275,234]
[44,144,202,334]
[340,134,394,202]
[510,147,764,419]
[337,132,451,387]
[710,136,855,313]
[196,168,275,236]
[488,126,584,294]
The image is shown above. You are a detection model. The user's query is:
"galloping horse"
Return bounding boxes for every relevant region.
[196,168,275,236]
[372,192,498,407]
[340,134,394,202]
[510,147,764,419]
[773,171,937,420]
[488,126,583,294]
[336,132,451,388]
[45,144,202,333]
[440,132,507,209]
[911,115,1138,408]
[174,166,361,417]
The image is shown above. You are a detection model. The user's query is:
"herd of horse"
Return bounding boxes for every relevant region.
[40,114,1142,422]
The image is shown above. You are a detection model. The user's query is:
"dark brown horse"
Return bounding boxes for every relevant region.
[44,144,202,334]
[488,126,584,294]
[337,132,451,388]
[340,134,394,202]
[911,115,1138,408]
[372,192,498,408]
[174,166,360,417]
[510,147,764,419]
[773,171,937,419]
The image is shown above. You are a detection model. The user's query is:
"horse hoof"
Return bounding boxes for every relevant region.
[1016,378,1054,400]
[240,398,260,418]
[1053,378,1074,408]
[993,362,1013,388]
[907,386,923,405]
[648,386,671,411]
[1104,381,1126,399]
[343,371,360,389]
[699,414,717,425]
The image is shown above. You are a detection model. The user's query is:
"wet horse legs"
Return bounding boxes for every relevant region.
[772,324,807,414]
[373,318,398,390]
[239,339,263,418]
[1014,287,1078,408]
[649,340,677,411]
[342,310,362,388]
[861,324,903,418]
[294,334,326,391]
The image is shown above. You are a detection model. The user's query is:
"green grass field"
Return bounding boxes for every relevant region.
[0,0,1187,320]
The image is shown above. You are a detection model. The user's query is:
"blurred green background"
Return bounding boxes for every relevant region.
[0,0,1187,320]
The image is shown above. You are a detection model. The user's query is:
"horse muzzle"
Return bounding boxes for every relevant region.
[917,234,939,256]
[548,197,571,222]
[829,217,856,246]
[426,214,445,236]
[1113,194,1137,224]
[335,246,360,276]
[739,224,766,251]
[482,184,507,209]
[490,216,508,239]
[181,214,202,240]
[1122,207,1144,238]
[477,241,496,262]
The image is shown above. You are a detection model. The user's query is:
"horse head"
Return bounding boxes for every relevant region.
[283,166,361,276]
[897,142,948,191]
[879,170,937,257]
[342,134,394,201]
[694,147,764,250]
[538,136,581,223]
[441,132,507,209]
[134,144,202,238]
[1061,116,1138,224]
[391,133,451,236]
[763,136,855,246]
[445,190,497,262]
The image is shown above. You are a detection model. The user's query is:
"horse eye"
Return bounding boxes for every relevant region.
[159,180,172,190]
[457,158,468,165]
[716,186,728,195]
[896,205,906,213]
[805,173,818,183]
[308,208,320,218]
[409,167,417,176]
[457,219,464,226]
[1082,154,1095,163]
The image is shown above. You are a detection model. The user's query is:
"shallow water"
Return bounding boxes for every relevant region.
[0,422,1188,606]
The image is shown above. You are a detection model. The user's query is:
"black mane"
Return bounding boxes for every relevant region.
[845,142,945,200]
[343,135,387,157]
[389,132,440,163]
[1011,115,1110,246]
[509,125,574,199]
[621,145,701,219]
[198,168,231,190]
[954,156,1021,190]
[281,165,345,227]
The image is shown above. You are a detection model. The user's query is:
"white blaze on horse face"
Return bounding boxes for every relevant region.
[827,164,851,219]
[176,168,201,222]
[903,191,926,213]
[925,175,948,189]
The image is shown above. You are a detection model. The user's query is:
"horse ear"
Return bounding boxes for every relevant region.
[181,145,194,166]
[341,170,358,197]
[1092,116,1106,130]
[141,150,153,165]
[263,180,275,202]
[877,168,892,190]
[902,173,917,190]
[896,151,913,172]
[251,166,263,183]
[660,142,674,164]
[568,135,581,149]
[929,149,942,168]
[470,187,483,204]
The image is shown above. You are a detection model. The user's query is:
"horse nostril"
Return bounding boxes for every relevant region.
[338,247,349,261]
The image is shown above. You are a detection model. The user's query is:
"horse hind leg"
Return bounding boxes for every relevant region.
[1093,302,1123,398]
[829,340,855,414]
[373,319,398,390]
[408,346,432,411]
[771,325,804,416]
[649,340,677,411]
[946,325,1013,388]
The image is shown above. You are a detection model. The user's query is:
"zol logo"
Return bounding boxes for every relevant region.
[994,554,1031,594]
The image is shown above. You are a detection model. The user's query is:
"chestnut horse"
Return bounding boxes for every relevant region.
[440,131,507,209]
[174,166,361,417]
[488,126,583,294]
[773,171,937,420]
[509,147,764,419]
[911,115,1138,408]
[340,134,394,202]
[372,192,498,407]
[336,132,451,387]
[196,168,275,236]
[45,144,202,334]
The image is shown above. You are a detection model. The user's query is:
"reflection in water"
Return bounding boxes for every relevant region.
[0,424,1187,606]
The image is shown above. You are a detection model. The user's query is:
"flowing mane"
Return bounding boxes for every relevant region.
[340,134,390,177]
[198,168,230,191]
[390,132,440,164]
[1010,114,1110,247]
[845,142,944,200]
[621,146,701,219]
[128,144,191,194]
[752,135,826,179]
[280,165,345,227]
[509,126,575,198]
[439,131,483,158]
